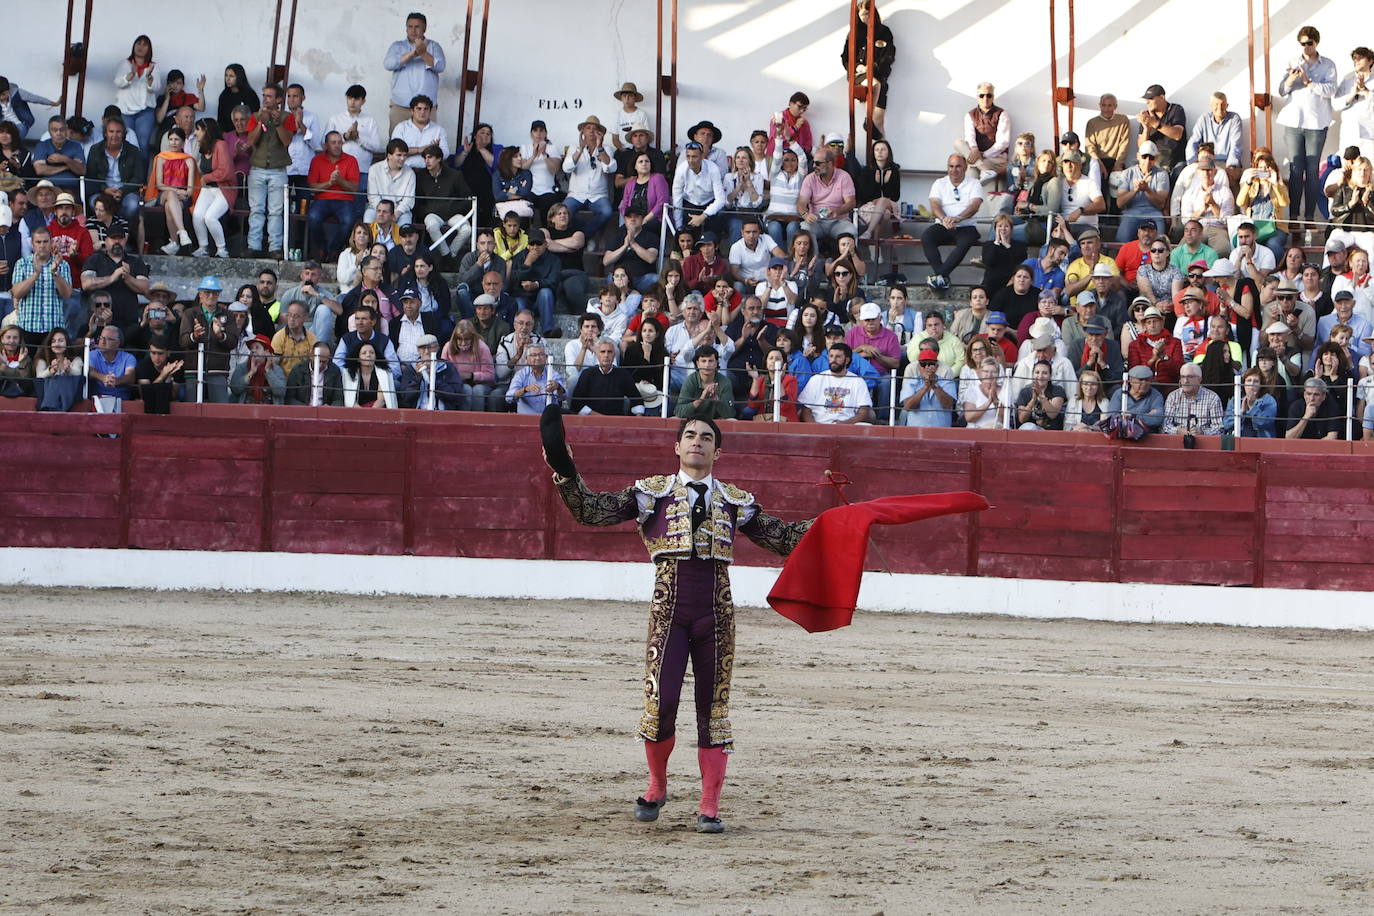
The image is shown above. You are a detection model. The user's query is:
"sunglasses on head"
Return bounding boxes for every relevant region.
[684,141,703,151]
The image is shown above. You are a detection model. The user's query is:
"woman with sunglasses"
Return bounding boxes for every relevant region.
[1137,238,1184,302]
[1237,147,1290,262]
[1119,295,1155,354]
[1276,26,1338,226]
[825,261,859,324]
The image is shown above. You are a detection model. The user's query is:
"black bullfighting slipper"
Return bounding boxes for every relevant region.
[634,794,668,822]
[695,814,724,834]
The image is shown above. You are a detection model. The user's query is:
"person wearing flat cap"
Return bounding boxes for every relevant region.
[1110,364,1166,431]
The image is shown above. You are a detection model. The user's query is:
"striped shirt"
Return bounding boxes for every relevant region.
[12,256,71,334]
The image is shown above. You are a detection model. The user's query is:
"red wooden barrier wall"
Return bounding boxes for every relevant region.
[5,409,1374,593]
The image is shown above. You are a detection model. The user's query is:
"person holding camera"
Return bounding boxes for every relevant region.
[177,275,239,402]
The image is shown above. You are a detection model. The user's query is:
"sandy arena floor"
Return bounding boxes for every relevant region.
[1,586,1373,914]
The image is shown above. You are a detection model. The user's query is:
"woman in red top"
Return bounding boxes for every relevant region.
[704,276,741,323]
[746,346,799,421]
[191,118,235,258]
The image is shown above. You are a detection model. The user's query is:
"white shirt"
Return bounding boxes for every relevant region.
[1180,172,1236,227]
[327,111,383,168]
[1336,70,1374,143]
[666,322,734,368]
[392,119,450,169]
[1276,54,1338,130]
[1230,244,1276,273]
[1057,176,1103,227]
[285,108,323,177]
[562,145,614,202]
[1006,354,1076,405]
[616,108,650,140]
[672,160,726,216]
[367,161,416,218]
[723,170,765,212]
[518,141,562,195]
[767,167,804,218]
[928,175,985,227]
[395,314,425,364]
[728,234,781,283]
[798,371,872,423]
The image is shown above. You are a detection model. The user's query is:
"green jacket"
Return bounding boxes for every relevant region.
[675,370,736,420]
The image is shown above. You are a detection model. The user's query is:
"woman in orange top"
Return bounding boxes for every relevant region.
[149,126,199,254]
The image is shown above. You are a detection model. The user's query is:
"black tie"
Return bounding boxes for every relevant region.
[688,482,708,531]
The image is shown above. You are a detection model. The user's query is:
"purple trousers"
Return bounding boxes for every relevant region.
[640,558,735,749]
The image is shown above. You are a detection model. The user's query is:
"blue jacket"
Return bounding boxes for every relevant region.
[1224,393,1277,437]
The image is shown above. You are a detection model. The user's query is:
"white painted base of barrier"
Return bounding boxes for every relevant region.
[4,548,1370,631]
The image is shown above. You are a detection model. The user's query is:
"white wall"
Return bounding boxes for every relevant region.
[4,0,1360,173]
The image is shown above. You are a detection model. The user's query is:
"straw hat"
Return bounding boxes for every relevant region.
[577,115,607,133]
[613,82,644,103]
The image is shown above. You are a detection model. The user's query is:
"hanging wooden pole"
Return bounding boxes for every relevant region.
[847,0,858,151]
[655,0,664,144]
[281,0,299,87]
[268,0,283,85]
[1247,0,1258,152]
[1066,0,1076,132]
[1049,0,1060,152]
[59,0,75,114]
[669,0,679,152]
[457,0,474,142]
[1262,0,1273,148]
[471,0,491,127]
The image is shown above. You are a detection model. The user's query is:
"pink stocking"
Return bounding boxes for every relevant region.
[697,746,728,817]
[644,736,675,802]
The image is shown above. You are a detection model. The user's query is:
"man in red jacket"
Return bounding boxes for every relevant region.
[1127,305,1184,384]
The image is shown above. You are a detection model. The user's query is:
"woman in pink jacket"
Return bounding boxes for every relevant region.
[442,319,497,411]
[619,152,670,228]
[191,118,236,258]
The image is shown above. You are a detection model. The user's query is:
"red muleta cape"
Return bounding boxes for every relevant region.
[767,491,989,633]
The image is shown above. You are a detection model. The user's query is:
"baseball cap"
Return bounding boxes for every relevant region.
[1326,238,1347,254]
[696,231,719,247]
[1076,290,1098,305]
[228,302,250,312]
[984,311,1008,326]
[105,219,129,238]
[768,256,787,269]
[0,206,10,228]
[917,348,939,362]
[530,119,547,131]
[1334,288,1355,301]
[1060,130,1081,145]
[1127,365,1154,380]
[858,302,881,320]
[1060,149,1083,164]
[1142,84,1166,100]
[824,132,844,145]
[397,284,420,300]
[1138,140,1160,157]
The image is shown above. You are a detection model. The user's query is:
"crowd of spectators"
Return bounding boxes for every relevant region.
[0,10,1372,438]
